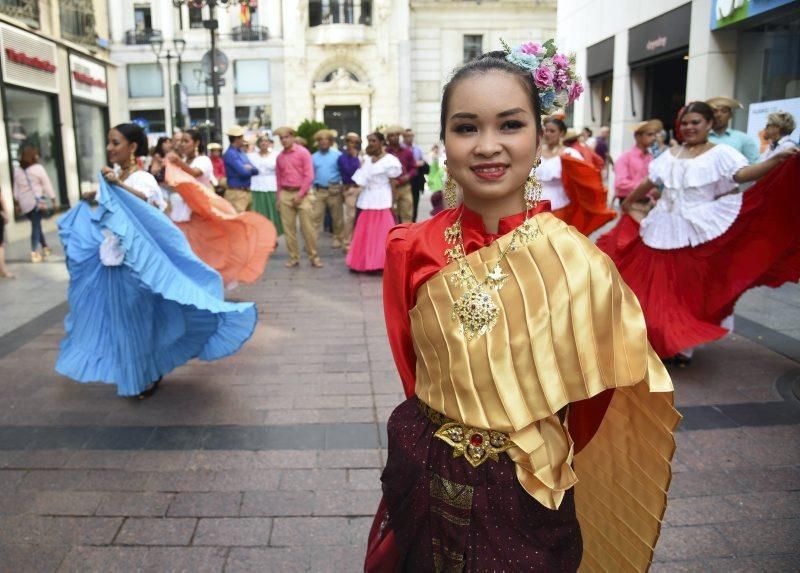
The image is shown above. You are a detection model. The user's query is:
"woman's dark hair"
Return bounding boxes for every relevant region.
[18,144,38,168]
[680,101,715,124]
[185,129,205,154]
[153,136,171,158]
[439,51,543,142]
[543,117,568,134]
[582,126,593,136]
[112,123,149,157]
[367,131,386,144]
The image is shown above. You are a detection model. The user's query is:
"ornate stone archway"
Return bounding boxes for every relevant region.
[311,68,374,136]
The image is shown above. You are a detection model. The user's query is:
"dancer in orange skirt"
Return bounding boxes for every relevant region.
[536,117,615,235]
[165,159,276,288]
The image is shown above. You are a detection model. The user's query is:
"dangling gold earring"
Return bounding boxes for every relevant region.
[443,166,458,209]
[524,157,542,211]
[129,152,136,168]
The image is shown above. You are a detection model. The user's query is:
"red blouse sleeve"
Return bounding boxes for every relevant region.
[383,224,418,399]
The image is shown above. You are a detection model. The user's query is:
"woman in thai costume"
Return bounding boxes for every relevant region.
[248,135,284,235]
[537,117,615,236]
[164,132,276,288]
[345,132,402,272]
[597,102,800,364]
[365,42,679,572]
[56,123,257,398]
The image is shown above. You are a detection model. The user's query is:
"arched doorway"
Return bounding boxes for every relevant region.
[312,68,373,144]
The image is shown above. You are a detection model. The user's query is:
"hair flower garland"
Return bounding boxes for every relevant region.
[501,39,583,114]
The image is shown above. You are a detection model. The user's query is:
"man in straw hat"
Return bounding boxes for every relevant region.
[338,132,362,249]
[563,127,604,170]
[384,125,417,223]
[274,126,322,268]
[223,125,259,212]
[613,119,663,201]
[706,96,759,164]
[311,129,344,248]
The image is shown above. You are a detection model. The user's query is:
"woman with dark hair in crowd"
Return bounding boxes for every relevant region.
[56,122,258,399]
[165,130,276,288]
[148,136,172,184]
[13,144,57,262]
[598,101,799,364]
[536,117,615,235]
[365,40,678,572]
[345,131,402,272]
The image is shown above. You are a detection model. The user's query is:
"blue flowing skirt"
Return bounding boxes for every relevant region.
[56,176,257,396]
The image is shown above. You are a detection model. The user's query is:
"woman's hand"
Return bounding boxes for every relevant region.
[165,151,182,164]
[773,146,799,163]
[101,166,119,185]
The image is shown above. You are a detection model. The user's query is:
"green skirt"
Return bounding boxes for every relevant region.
[251,191,283,236]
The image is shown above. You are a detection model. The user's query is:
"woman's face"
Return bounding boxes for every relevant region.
[365,135,382,156]
[444,71,539,210]
[679,112,712,145]
[542,122,563,147]
[106,128,136,165]
[764,124,781,141]
[180,133,197,155]
[258,138,271,153]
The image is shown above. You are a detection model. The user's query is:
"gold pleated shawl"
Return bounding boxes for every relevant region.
[410,213,679,571]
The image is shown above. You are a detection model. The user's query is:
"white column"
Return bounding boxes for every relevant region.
[686,0,737,102]
[608,30,630,162]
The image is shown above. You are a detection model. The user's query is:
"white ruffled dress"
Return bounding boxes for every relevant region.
[640,145,749,250]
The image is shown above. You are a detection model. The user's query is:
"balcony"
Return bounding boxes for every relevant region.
[0,0,39,28]
[230,26,269,42]
[309,1,372,27]
[125,28,162,46]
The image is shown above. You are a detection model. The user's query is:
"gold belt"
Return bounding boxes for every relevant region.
[418,400,515,468]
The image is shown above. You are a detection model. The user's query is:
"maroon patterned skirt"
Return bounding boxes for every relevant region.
[378,398,582,572]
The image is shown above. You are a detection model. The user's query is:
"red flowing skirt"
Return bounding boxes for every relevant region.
[596,156,800,357]
[365,398,582,572]
[554,155,616,236]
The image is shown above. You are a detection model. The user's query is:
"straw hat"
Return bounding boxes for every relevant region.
[384,125,405,135]
[225,125,246,138]
[344,132,361,142]
[631,119,664,134]
[273,126,296,137]
[706,96,743,110]
[562,128,581,143]
[207,142,222,151]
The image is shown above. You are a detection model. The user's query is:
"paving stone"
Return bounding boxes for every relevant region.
[64,451,133,470]
[317,449,382,469]
[57,546,227,573]
[652,525,735,562]
[240,491,314,517]
[347,468,382,490]
[168,492,242,517]
[714,518,800,555]
[313,490,381,517]
[0,492,34,515]
[96,492,174,517]
[0,469,26,492]
[31,491,104,516]
[193,517,272,546]
[0,515,123,546]
[210,469,281,491]
[270,517,352,546]
[126,451,193,471]
[18,469,88,491]
[78,470,150,492]
[309,545,366,573]
[0,544,70,571]
[225,547,309,573]
[278,469,347,491]
[145,470,218,492]
[114,517,197,546]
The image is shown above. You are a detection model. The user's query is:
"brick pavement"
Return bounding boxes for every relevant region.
[0,232,799,572]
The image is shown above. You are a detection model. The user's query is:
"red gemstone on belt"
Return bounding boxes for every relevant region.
[469,433,483,447]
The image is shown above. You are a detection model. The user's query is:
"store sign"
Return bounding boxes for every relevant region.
[711,0,796,30]
[587,36,614,78]
[69,54,108,105]
[0,23,59,93]
[628,3,691,65]
[746,97,800,152]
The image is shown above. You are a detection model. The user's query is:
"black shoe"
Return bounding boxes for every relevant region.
[137,377,162,400]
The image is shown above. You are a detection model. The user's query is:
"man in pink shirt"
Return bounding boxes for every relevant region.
[614,119,662,201]
[275,126,321,268]
[384,125,417,223]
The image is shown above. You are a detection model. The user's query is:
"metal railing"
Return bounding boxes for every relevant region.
[229,26,269,42]
[124,28,163,46]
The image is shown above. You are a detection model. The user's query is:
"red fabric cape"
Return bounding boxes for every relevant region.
[165,163,276,285]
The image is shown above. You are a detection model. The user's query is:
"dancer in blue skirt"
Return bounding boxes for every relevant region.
[56,123,257,398]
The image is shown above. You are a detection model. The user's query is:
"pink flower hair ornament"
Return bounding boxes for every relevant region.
[501,39,584,115]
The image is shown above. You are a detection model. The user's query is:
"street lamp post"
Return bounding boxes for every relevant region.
[151,37,187,133]
[171,0,251,140]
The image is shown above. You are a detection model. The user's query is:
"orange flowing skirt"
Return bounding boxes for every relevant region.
[552,155,616,236]
[166,163,276,286]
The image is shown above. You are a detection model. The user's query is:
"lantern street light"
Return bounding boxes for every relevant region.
[171,0,251,139]
[151,37,187,133]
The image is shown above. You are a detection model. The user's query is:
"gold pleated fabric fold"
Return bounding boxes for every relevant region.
[409,213,679,568]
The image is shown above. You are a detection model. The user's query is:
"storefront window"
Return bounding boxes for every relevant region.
[74,102,107,195]
[4,86,64,206]
[130,109,166,135]
[734,18,800,129]
[181,61,208,96]
[128,63,163,98]
[234,60,270,94]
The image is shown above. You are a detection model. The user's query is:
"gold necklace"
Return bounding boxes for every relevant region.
[444,210,541,340]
